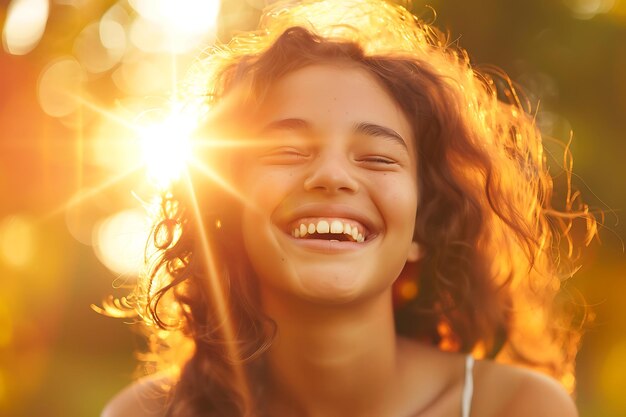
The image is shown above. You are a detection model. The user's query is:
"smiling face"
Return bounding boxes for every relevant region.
[238,63,420,305]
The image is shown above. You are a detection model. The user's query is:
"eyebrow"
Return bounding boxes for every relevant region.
[353,122,408,149]
[258,118,408,149]
[258,118,309,135]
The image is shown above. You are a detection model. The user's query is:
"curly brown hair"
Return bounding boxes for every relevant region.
[104,1,598,416]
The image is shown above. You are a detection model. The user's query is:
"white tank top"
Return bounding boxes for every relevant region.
[461,355,475,417]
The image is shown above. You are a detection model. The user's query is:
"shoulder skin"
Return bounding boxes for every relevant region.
[101,353,578,417]
[472,360,579,417]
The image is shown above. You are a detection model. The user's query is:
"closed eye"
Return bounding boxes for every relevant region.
[259,147,309,164]
[357,155,399,166]
[362,156,397,164]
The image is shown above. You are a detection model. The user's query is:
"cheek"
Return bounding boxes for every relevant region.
[376,175,418,227]
[242,168,303,219]
[240,209,284,285]
[239,169,293,274]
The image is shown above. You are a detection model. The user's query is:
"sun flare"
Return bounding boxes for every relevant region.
[137,108,197,189]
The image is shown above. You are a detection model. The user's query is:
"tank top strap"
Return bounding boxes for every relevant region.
[461,355,475,417]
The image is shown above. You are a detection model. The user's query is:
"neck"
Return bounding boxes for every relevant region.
[261,289,401,417]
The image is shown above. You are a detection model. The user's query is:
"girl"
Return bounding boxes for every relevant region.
[103,0,596,416]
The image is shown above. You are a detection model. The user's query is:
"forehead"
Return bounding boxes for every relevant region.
[256,64,414,146]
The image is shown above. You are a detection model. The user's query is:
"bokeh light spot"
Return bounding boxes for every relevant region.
[74,22,122,73]
[37,57,85,118]
[563,0,616,19]
[65,190,108,246]
[100,5,128,52]
[398,280,418,301]
[130,0,219,34]
[0,215,36,270]
[93,208,152,277]
[128,0,219,53]
[2,0,49,55]
[100,19,126,50]
[112,55,170,96]
[128,16,165,53]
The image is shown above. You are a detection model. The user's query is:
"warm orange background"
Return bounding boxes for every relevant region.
[0,1,624,416]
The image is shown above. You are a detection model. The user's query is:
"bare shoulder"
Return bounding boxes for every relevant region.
[472,359,578,417]
[101,372,174,417]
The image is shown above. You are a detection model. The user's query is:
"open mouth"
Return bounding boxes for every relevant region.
[287,218,369,243]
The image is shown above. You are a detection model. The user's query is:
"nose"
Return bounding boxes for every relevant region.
[303,150,359,194]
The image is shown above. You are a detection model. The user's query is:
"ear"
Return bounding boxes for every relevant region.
[406,241,422,263]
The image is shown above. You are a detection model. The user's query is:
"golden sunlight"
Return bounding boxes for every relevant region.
[2,0,49,55]
[184,174,254,410]
[37,57,85,118]
[93,208,152,277]
[138,108,196,189]
[0,215,36,270]
[128,0,220,53]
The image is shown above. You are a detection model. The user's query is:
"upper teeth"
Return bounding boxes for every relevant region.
[292,219,365,243]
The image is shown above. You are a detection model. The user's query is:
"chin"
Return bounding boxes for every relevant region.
[287,263,395,306]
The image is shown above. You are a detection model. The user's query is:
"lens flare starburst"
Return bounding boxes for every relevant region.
[137,108,196,189]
